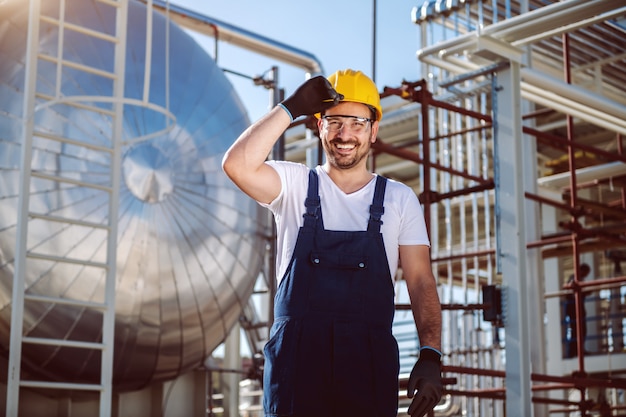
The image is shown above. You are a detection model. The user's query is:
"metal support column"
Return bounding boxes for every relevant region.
[494,61,533,416]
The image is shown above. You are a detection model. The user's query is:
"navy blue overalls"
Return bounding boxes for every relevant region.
[263,170,399,417]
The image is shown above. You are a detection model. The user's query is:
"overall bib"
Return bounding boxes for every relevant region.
[263,170,399,417]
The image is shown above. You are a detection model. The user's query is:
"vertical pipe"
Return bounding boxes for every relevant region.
[618,134,625,209]
[456,121,468,306]
[164,0,171,130]
[268,66,282,329]
[56,0,66,99]
[463,311,474,414]
[223,323,241,417]
[143,0,153,103]
[478,29,498,414]
[492,74,502,275]
[465,92,482,402]
[271,67,284,162]
[481,86,493,286]
[421,85,432,235]
[563,32,586,375]
[371,0,376,82]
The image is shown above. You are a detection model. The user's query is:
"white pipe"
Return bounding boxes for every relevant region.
[537,161,626,189]
[420,55,472,77]
[417,0,623,59]
[521,68,626,126]
[142,0,324,75]
[521,83,626,136]
[420,56,626,136]
[142,0,153,103]
[512,7,626,47]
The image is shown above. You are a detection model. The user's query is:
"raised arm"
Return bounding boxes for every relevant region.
[222,106,290,204]
[222,76,343,204]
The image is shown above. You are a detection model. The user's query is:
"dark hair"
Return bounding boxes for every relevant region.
[367,105,378,121]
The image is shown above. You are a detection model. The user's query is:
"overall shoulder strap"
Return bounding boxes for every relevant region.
[367,175,387,233]
[303,169,323,229]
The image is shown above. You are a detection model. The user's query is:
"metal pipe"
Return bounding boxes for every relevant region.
[545,279,626,298]
[520,82,626,136]
[371,0,376,81]
[142,0,324,75]
[372,140,488,184]
[525,126,626,164]
[617,133,626,208]
[432,249,496,263]
[418,50,626,136]
[416,0,623,60]
[512,7,626,48]
[521,69,626,129]
[537,161,626,190]
[396,303,488,312]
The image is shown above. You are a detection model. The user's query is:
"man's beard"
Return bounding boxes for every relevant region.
[324,137,372,170]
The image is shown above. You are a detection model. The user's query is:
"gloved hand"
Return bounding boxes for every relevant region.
[279,76,343,121]
[407,348,443,417]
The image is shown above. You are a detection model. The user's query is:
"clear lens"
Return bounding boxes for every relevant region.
[322,115,372,133]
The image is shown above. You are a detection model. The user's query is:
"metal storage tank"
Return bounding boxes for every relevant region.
[0,0,266,391]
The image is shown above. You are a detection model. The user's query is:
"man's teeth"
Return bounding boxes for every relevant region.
[336,143,355,149]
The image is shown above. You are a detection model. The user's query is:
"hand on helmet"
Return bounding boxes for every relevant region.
[279,76,343,121]
[406,348,443,417]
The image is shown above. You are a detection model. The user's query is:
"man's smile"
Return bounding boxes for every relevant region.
[333,141,357,152]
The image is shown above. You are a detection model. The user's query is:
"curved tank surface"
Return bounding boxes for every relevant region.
[0,0,265,391]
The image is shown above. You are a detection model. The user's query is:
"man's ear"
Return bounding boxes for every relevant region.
[370,121,379,143]
[317,118,324,132]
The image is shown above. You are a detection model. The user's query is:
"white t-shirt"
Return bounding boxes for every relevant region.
[261,161,430,284]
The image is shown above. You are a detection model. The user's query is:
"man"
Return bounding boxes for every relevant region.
[563,263,591,357]
[222,69,443,417]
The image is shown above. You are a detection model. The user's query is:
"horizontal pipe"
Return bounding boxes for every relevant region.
[421,55,626,137]
[432,248,496,263]
[372,139,488,184]
[537,161,626,189]
[512,7,626,47]
[416,0,622,59]
[521,84,626,136]
[396,303,487,311]
[142,0,324,74]
[524,126,626,164]
[545,280,626,299]
[521,69,626,131]
[444,388,505,400]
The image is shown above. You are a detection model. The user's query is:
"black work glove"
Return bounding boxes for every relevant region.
[279,76,343,121]
[407,348,443,417]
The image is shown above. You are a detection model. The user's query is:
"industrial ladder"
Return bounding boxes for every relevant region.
[6,0,129,415]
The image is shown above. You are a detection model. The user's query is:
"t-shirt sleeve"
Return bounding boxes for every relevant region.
[259,161,308,214]
[398,186,431,247]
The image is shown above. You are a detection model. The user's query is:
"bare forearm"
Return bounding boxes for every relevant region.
[223,106,290,175]
[222,106,290,203]
[409,277,442,351]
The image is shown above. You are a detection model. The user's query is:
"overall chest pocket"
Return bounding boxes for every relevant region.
[308,251,369,314]
[309,251,369,270]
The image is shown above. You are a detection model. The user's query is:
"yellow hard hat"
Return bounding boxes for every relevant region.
[316,69,383,121]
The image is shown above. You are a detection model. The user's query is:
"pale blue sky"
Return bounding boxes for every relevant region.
[171,0,425,121]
